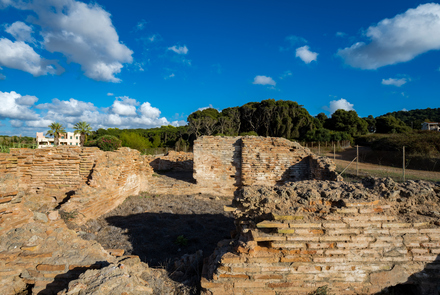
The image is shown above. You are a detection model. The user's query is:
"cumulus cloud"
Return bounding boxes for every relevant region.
[5,21,35,43]
[107,93,114,96]
[16,95,38,105]
[252,75,276,86]
[323,98,354,114]
[295,45,318,63]
[0,91,39,120]
[382,78,408,87]
[337,3,440,69]
[0,91,173,134]
[168,45,188,54]
[3,0,133,82]
[111,96,138,116]
[0,38,61,76]
[36,98,96,116]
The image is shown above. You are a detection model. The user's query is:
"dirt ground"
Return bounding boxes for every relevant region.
[71,192,235,293]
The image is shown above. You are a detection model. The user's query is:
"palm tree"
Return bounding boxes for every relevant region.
[46,122,66,146]
[73,121,92,146]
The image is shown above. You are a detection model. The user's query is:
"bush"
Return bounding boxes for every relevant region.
[119,132,151,151]
[96,135,122,151]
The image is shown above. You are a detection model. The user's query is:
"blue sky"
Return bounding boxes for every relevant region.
[1,0,440,136]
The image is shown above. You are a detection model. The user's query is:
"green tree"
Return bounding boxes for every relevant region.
[46,122,66,146]
[375,115,411,134]
[73,121,92,146]
[324,110,368,137]
[119,132,152,151]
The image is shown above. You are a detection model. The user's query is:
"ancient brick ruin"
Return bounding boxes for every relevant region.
[201,179,440,295]
[194,136,340,195]
[0,136,439,294]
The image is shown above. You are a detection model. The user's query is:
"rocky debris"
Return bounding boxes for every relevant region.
[233,177,440,223]
[58,255,190,295]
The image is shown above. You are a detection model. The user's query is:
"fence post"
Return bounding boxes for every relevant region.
[356,145,359,176]
[403,146,406,182]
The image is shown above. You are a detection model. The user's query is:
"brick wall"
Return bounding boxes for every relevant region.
[194,137,243,195]
[202,184,440,295]
[194,136,340,194]
[0,146,154,233]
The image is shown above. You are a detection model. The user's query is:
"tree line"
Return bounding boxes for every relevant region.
[4,99,437,154]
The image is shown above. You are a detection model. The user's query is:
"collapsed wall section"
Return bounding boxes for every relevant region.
[194,136,340,193]
[202,179,440,294]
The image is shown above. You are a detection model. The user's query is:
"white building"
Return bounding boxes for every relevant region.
[36,132,81,148]
[421,122,440,131]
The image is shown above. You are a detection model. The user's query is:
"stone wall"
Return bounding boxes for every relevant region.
[194,136,339,194]
[202,179,440,294]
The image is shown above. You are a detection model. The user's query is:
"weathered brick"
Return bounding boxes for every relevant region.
[218,274,250,279]
[36,264,66,271]
[319,235,351,242]
[253,274,283,280]
[322,222,347,228]
[289,223,322,228]
[257,221,288,229]
[382,223,412,228]
[286,235,319,242]
[307,242,335,249]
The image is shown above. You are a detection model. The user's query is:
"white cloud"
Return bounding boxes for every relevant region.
[16,95,38,105]
[252,75,276,86]
[198,104,214,111]
[165,73,175,79]
[0,38,60,76]
[107,93,114,96]
[382,78,408,87]
[139,102,161,118]
[323,98,354,114]
[337,3,440,69]
[0,73,5,80]
[1,90,173,133]
[168,45,188,54]
[4,0,133,82]
[171,120,187,127]
[36,98,96,116]
[402,108,408,111]
[336,32,347,37]
[0,91,39,120]
[295,45,318,63]
[135,20,147,31]
[5,21,35,43]
[279,70,292,79]
[25,119,54,128]
[111,96,138,116]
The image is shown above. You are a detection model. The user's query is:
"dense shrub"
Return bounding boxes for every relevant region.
[119,132,151,151]
[239,131,258,136]
[96,135,122,151]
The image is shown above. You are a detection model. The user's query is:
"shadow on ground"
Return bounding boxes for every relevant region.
[154,170,196,184]
[105,212,233,267]
[376,256,440,295]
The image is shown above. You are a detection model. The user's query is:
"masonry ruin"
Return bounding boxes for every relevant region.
[0,136,439,294]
